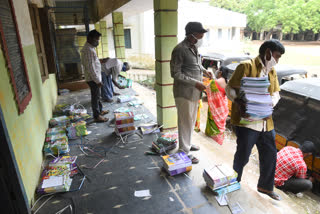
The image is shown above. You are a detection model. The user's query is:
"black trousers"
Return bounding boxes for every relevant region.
[277,177,313,194]
[87,81,102,119]
[233,126,277,191]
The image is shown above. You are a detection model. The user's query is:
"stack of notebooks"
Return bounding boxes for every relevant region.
[38,156,77,194]
[152,132,178,154]
[114,112,136,135]
[162,152,192,176]
[49,116,71,127]
[138,123,160,135]
[67,120,89,139]
[239,77,273,123]
[203,164,240,196]
[117,76,132,88]
[44,128,70,156]
[117,95,134,103]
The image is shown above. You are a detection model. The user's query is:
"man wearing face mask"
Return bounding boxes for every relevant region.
[170,22,212,164]
[226,39,285,200]
[81,30,109,122]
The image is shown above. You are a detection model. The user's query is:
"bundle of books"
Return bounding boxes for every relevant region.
[117,76,132,88]
[37,156,77,194]
[162,152,192,176]
[152,132,178,154]
[117,95,134,103]
[239,77,273,123]
[68,113,91,123]
[203,164,240,196]
[128,99,143,107]
[67,120,88,139]
[114,111,135,135]
[44,128,69,156]
[138,123,160,135]
[49,116,71,127]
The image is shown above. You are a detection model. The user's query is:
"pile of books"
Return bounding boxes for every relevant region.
[44,127,70,156]
[239,77,273,123]
[203,164,240,196]
[152,132,178,154]
[117,95,134,103]
[162,152,192,176]
[117,76,132,88]
[38,156,77,194]
[138,122,160,135]
[49,116,70,127]
[67,120,89,139]
[114,111,135,135]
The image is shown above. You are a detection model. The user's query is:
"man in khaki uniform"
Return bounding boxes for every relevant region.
[226,39,285,200]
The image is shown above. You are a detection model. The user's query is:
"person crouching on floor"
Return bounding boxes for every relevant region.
[100,58,130,102]
[275,141,316,194]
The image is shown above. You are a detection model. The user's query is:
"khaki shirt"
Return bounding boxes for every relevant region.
[228,56,280,131]
[170,39,206,101]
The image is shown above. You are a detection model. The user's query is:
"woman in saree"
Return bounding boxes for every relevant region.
[205,68,229,145]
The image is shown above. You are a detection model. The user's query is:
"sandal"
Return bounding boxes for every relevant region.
[257,189,281,201]
[188,154,199,164]
[100,110,109,115]
[94,116,109,123]
[190,144,200,151]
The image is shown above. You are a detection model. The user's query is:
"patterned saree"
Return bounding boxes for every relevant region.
[205,80,229,145]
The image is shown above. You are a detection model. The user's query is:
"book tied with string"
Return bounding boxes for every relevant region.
[162,152,192,176]
[203,164,240,195]
[152,132,178,154]
[114,111,135,135]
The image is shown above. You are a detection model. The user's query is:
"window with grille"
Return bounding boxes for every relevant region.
[124,29,132,49]
[0,0,32,114]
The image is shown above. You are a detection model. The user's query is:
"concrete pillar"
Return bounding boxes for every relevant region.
[154,0,178,130]
[112,12,126,60]
[94,21,109,58]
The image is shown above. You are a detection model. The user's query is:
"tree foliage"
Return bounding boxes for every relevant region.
[208,0,320,34]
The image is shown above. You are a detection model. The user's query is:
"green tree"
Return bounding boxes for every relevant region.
[208,0,320,40]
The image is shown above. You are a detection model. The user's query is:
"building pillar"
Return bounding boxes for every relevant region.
[112,12,126,76]
[154,0,178,130]
[94,20,109,58]
[112,12,126,60]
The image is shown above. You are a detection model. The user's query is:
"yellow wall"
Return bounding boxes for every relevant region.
[0,0,57,205]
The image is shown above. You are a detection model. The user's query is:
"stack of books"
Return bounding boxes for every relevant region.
[162,152,192,176]
[38,156,77,194]
[67,120,88,139]
[117,76,132,88]
[203,164,240,196]
[117,95,134,103]
[49,116,70,127]
[240,77,273,123]
[138,123,160,135]
[114,112,135,135]
[44,128,69,156]
[152,132,178,154]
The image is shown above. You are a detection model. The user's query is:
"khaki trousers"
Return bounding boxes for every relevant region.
[175,97,199,155]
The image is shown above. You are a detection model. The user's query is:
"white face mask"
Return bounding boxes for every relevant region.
[265,51,277,72]
[191,34,203,48]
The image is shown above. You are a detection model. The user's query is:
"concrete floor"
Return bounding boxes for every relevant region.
[36,82,320,214]
[132,82,320,214]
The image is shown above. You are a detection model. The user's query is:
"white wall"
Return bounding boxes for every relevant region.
[105,0,247,59]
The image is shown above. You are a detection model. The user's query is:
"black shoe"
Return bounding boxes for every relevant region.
[102,98,113,103]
